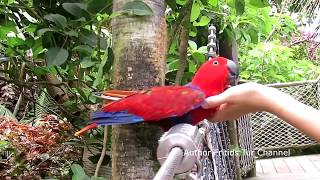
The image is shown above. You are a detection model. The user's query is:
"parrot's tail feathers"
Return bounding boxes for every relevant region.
[91,111,144,125]
[103,90,137,99]
[74,123,98,137]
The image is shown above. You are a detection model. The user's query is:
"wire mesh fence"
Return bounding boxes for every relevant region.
[251,78,320,150]
[199,116,256,179]
[200,122,236,180]
[237,115,255,177]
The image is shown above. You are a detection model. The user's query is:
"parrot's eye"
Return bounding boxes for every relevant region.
[213,61,219,65]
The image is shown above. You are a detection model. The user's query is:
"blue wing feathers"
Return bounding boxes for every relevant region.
[91,111,144,125]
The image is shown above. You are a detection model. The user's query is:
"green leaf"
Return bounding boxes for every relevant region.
[122,0,153,16]
[0,140,10,151]
[248,29,258,44]
[189,31,197,37]
[26,24,37,33]
[165,0,177,9]
[192,52,205,64]
[79,32,107,49]
[168,59,179,71]
[7,37,25,47]
[208,0,218,6]
[37,28,55,36]
[71,164,86,176]
[32,67,50,76]
[188,59,197,73]
[235,0,245,16]
[44,14,67,28]
[62,3,87,17]
[73,45,93,54]
[190,2,201,22]
[45,48,69,67]
[0,21,17,38]
[0,105,15,118]
[227,0,235,7]
[71,164,90,180]
[249,0,269,8]
[81,57,95,68]
[93,48,109,88]
[198,46,207,53]
[193,16,210,26]
[65,30,79,37]
[6,0,14,5]
[188,40,197,50]
[176,0,187,5]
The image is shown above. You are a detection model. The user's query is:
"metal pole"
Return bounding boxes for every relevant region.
[153,147,184,180]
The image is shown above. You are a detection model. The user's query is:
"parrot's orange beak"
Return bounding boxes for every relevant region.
[227,59,239,86]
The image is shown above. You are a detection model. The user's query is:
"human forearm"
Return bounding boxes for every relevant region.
[264,89,320,142]
[204,83,320,142]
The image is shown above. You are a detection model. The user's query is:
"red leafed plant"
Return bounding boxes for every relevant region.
[0,116,81,179]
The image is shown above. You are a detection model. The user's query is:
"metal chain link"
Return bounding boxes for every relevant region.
[207,25,217,58]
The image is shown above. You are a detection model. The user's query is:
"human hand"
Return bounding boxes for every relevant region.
[202,83,284,121]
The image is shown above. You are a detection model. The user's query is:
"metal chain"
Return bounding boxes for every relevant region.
[207,24,217,58]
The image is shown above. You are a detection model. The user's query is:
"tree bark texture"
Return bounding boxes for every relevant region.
[111,0,166,179]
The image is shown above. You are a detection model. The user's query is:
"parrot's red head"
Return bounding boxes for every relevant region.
[191,57,238,97]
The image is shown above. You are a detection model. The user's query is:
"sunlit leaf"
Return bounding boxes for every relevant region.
[7,37,25,47]
[249,0,269,8]
[0,140,10,149]
[188,40,197,50]
[192,52,205,64]
[176,0,187,5]
[190,2,201,22]
[188,59,197,73]
[208,0,218,6]
[193,16,211,26]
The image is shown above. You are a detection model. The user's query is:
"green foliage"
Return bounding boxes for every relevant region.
[0,104,15,118]
[240,41,320,83]
[71,164,105,180]
[45,48,69,67]
[0,0,117,125]
[166,0,318,84]
[249,0,269,8]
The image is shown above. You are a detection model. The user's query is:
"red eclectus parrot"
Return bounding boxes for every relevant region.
[75,57,238,136]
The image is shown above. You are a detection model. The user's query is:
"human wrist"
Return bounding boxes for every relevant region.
[255,86,283,113]
[260,87,290,115]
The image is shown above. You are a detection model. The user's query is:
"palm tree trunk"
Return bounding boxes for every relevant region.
[111,0,167,179]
